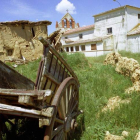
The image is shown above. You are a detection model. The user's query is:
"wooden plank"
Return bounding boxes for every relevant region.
[54,61,61,81]
[0,89,36,96]
[39,37,79,85]
[50,57,57,75]
[0,110,51,126]
[46,53,52,72]
[35,58,44,89]
[45,79,52,89]
[64,71,68,79]
[41,107,54,117]
[50,83,56,93]
[40,76,47,90]
[44,71,60,85]
[37,58,47,89]
[39,118,52,127]
[0,61,35,90]
[38,89,54,103]
[58,66,64,82]
[0,89,53,97]
[18,95,35,106]
[0,103,53,118]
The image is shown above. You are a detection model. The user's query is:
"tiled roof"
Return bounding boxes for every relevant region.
[93,5,140,17]
[127,24,140,36]
[64,24,94,35]
[63,35,112,46]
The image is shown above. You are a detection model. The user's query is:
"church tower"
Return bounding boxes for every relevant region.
[56,11,80,31]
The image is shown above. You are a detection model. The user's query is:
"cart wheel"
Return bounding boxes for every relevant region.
[44,77,79,140]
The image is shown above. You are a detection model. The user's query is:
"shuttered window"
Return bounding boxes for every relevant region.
[107,27,112,34]
[79,34,83,39]
[91,44,97,50]
[66,47,69,52]
[81,45,85,51]
[75,46,79,51]
[138,14,140,19]
[70,47,73,52]
[7,49,13,56]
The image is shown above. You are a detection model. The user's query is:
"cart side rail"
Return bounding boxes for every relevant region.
[35,37,79,92]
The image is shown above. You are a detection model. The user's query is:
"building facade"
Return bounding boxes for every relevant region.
[60,5,140,57]
[0,20,51,61]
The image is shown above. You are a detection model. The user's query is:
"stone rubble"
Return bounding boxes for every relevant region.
[102,96,130,112]
[104,131,129,140]
[104,52,140,93]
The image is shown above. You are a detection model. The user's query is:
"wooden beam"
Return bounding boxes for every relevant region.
[41,107,54,117]
[0,103,54,118]
[18,95,35,106]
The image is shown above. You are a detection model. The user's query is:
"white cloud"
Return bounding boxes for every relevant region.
[4,0,51,20]
[56,0,76,14]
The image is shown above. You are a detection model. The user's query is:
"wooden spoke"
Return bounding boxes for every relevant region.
[65,88,69,115]
[70,101,78,114]
[58,96,66,119]
[68,91,78,114]
[44,77,79,140]
[52,125,63,139]
[55,118,64,124]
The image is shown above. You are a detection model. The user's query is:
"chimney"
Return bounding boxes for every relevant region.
[77,23,80,27]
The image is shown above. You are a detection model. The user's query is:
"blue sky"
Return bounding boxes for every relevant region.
[0,0,140,34]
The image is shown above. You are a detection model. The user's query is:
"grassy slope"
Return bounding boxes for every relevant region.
[9,51,140,139]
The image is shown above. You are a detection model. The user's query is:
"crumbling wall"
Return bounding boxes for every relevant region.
[0,24,48,61]
[104,52,140,93]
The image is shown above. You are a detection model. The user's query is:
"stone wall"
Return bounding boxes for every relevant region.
[0,21,51,61]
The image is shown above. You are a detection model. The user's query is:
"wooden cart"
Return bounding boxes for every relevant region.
[0,37,82,140]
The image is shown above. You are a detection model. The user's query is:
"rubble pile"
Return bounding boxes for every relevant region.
[135,132,140,140]
[102,96,130,112]
[104,52,140,93]
[48,30,64,52]
[105,131,129,140]
[104,52,121,66]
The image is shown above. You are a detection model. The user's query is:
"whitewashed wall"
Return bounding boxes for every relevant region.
[94,8,127,51]
[127,7,140,31]
[61,29,94,46]
[127,34,140,53]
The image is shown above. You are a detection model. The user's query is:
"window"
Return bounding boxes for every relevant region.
[138,14,140,19]
[91,44,97,50]
[65,37,68,39]
[79,34,83,39]
[70,19,72,28]
[64,19,67,28]
[32,27,35,37]
[22,24,25,29]
[81,45,85,51]
[107,27,112,34]
[70,47,73,52]
[7,49,13,56]
[66,47,69,52]
[75,46,79,51]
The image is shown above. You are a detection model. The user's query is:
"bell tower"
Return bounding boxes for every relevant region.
[56,11,80,31]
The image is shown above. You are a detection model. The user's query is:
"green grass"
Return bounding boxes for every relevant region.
[5,51,140,139]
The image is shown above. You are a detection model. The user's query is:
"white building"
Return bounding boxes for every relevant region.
[59,5,140,57]
[127,24,140,52]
